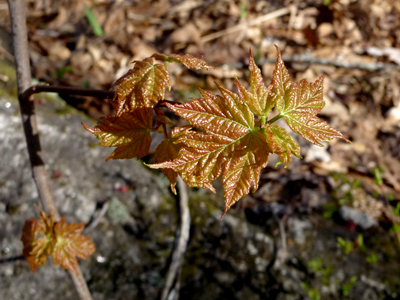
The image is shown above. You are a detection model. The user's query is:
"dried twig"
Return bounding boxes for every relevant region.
[161,177,191,300]
[201,7,290,43]
[84,201,110,234]
[7,1,93,299]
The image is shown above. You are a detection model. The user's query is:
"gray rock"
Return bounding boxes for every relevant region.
[339,206,378,229]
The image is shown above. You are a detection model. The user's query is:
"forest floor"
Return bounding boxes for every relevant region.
[1,0,400,299]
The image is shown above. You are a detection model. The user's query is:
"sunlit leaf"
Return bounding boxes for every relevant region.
[88,47,349,219]
[155,126,191,194]
[82,108,153,161]
[235,49,277,116]
[152,53,215,70]
[111,58,171,115]
[149,83,270,215]
[271,46,350,146]
[52,217,95,274]
[285,115,350,146]
[263,124,301,166]
[21,211,55,272]
[21,211,95,274]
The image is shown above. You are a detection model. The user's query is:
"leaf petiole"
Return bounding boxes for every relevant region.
[261,115,267,124]
[267,114,284,124]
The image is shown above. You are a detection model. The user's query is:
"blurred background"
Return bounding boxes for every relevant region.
[1,0,400,299]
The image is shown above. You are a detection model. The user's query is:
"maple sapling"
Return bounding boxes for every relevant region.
[21,210,95,274]
[83,46,350,219]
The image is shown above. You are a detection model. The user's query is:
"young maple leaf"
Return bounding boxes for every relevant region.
[151,53,215,70]
[52,217,95,274]
[155,126,191,194]
[271,46,350,146]
[235,49,277,116]
[21,211,55,272]
[263,124,301,166]
[111,54,213,116]
[149,84,270,216]
[82,108,153,161]
[111,57,171,115]
[21,211,95,274]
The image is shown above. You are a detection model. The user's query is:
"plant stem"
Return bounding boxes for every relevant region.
[261,115,267,124]
[22,84,115,100]
[8,1,93,299]
[22,84,181,108]
[267,114,284,124]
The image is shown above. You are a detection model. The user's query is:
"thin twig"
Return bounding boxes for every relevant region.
[22,84,182,108]
[7,0,59,221]
[84,201,109,234]
[0,255,25,264]
[161,177,191,300]
[22,84,115,100]
[7,1,93,299]
[201,7,290,43]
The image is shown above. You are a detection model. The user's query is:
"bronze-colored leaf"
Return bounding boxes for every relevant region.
[285,115,350,146]
[271,46,350,146]
[152,53,215,70]
[264,124,301,166]
[271,45,292,99]
[82,108,153,161]
[149,83,269,215]
[155,126,191,194]
[235,49,277,116]
[21,211,94,274]
[21,211,55,272]
[52,217,95,275]
[111,58,171,115]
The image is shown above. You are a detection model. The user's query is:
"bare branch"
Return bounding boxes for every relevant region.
[22,84,115,101]
[84,201,110,234]
[7,1,93,299]
[22,84,181,108]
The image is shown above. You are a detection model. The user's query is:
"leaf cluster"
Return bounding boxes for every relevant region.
[84,47,349,218]
[21,210,95,274]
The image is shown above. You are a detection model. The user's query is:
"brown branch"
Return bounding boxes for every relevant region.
[7,1,93,299]
[22,84,115,100]
[22,84,181,108]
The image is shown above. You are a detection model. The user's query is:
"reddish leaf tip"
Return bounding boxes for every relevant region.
[82,122,95,134]
[220,207,229,220]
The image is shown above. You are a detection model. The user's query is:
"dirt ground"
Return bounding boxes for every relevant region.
[1,0,400,299]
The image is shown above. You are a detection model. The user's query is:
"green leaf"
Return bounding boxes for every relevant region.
[82,108,153,161]
[83,5,104,37]
[337,237,353,254]
[342,276,357,296]
[366,253,378,263]
[356,234,365,251]
[373,167,384,186]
